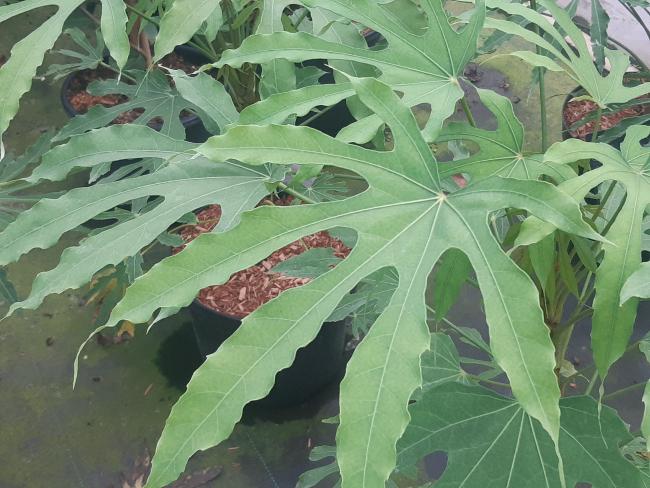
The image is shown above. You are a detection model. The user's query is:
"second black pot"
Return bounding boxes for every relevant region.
[190,299,347,409]
[60,45,212,144]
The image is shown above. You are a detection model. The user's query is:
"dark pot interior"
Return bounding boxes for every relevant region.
[190,299,347,409]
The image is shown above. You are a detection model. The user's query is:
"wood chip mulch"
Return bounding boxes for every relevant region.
[66,52,200,124]
[173,200,351,319]
[564,98,648,140]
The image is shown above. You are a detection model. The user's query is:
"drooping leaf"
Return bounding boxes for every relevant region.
[99,0,130,70]
[89,78,602,488]
[0,0,84,156]
[0,126,277,316]
[154,0,223,61]
[217,0,486,141]
[487,0,650,108]
[53,70,221,141]
[590,0,610,74]
[517,125,650,379]
[396,382,645,488]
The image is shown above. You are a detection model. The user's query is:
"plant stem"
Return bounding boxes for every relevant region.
[299,105,336,127]
[460,96,477,128]
[603,382,646,401]
[590,106,603,143]
[276,182,318,204]
[585,369,599,396]
[99,61,137,83]
[529,0,548,151]
[124,4,217,63]
[467,374,511,389]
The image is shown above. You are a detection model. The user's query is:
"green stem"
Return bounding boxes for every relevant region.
[460,97,477,128]
[590,106,604,143]
[125,4,217,63]
[299,105,336,128]
[467,374,511,389]
[276,182,318,204]
[99,61,137,83]
[529,0,548,151]
[585,369,600,396]
[603,382,646,401]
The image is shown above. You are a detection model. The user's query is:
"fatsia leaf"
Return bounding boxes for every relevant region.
[44,28,106,82]
[621,263,650,302]
[487,0,650,108]
[0,0,84,156]
[53,70,220,141]
[436,89,575,184]
[432,249,472,322]
[255,0,297,98]
[167,69,240,131]
[271,247,341,278]
[89,78,602,488]
[517,125,650,379]
[396,383,645,488]
[298,332,471,487]
[154,0,222,62]
[590,0,610,74]
[99,0,130,70]
[419,332,471,394]
[217,0,486,142]
[0,0,135,154]
[0,126,276,316]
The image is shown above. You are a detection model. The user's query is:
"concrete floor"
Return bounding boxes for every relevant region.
[0,5,648,488]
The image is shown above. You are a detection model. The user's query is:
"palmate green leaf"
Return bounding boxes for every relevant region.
[90,78,602,488]
[487,0,650,108]
[297,332,471,487]
[396,383,645,488]
[517,125,650,379]
[154,0,223,61]
[44,28,106,82]
[167,69,240,131]
[436,89,575,184]
[0,0,133,156]
[0,125,276,316]
[53,70,222,141]
[217,0,486,142]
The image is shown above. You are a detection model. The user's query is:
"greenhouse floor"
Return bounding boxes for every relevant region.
[1,12,648,488]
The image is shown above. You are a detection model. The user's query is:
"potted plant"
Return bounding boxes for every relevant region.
[2,1,650,487]
[174,200,351,408]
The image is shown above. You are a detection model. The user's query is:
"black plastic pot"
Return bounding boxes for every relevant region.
[190,299,347,409]
[60,45,211,144]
